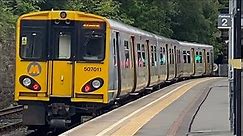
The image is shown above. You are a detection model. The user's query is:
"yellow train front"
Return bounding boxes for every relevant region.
[15,11,113,128]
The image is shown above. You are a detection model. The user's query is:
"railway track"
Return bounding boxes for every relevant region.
[0,105,23,117]
[0,105,24,134]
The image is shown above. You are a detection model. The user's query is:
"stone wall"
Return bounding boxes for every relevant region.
[0,38,16,109]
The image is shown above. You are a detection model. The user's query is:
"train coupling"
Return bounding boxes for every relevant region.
[49,103,71,115]
[48,103,74,128]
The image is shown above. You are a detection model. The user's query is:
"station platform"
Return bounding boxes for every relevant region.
[60,77,233,136]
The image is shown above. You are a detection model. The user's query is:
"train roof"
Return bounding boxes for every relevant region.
[107,19,178,44]
[178,41,213,48]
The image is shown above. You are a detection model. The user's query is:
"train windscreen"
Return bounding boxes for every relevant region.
[78,22,106,61]
[19,20,106,61]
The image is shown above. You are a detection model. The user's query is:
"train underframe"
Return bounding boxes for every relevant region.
[19,98,108,129]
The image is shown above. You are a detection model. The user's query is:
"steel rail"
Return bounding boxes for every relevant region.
[0,105,23,117]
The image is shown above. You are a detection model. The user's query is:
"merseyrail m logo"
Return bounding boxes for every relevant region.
[27,62,41,76]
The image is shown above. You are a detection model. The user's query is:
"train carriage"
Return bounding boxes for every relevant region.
[15,10,213,129]
[179,41,213,77]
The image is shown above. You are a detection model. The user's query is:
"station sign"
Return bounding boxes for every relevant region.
[218,14,232,29]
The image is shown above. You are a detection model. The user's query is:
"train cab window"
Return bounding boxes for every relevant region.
[79,22,106,61]
[20,21,47,60]
[81,31,105,61]
[207,52,210,63]
[187,51,191,63]
[124,40,130,68]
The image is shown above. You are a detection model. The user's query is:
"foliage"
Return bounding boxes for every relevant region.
[0,0,225,53]
[0,1,16,43]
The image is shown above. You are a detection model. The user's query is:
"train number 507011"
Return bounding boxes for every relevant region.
[84,67,102,72]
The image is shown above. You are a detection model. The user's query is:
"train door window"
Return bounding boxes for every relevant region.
[137,43,143,67]
[169,49,172,64]
[154,46,157,65]
[199,52,202,63]
[177,50,181,63]
[187,51,191,63]
[58,31,71,59]
[207,52,210,63]
[160,47,163,65]
[124,40,130,68]
[151,45,155,66]
[141,44,146,66]
[162,47,166,65]
[195,51,199,63]
[183,51,187,63]
[130,37,134,68]
[171,49,174,64]
[113,38,117,65]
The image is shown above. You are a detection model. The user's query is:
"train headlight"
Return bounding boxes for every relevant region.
[82,78,104,93]
[23,77,31,87]
[60,11,67,19]
[92,80,101,89]
[19,75,41,91]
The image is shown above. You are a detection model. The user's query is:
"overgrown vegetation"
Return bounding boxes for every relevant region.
[0,0,228,108]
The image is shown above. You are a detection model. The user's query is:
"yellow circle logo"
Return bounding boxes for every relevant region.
[27,62,41,76]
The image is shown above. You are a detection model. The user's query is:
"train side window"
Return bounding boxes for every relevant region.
[178,50,181,63]
[207,52,210,63]
[124,40,130,68]
[141,44,146,66]
[183,51,187,63]
[199,52,202,63]
[187,51,191,63]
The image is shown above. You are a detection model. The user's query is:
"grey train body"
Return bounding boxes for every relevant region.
[107,19,213,102]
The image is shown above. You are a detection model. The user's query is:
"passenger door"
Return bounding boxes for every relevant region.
[50,28,74,97]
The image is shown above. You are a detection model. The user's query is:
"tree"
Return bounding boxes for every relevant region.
[117,0,178,37]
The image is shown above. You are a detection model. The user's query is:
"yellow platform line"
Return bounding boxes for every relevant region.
[97,78,216,136]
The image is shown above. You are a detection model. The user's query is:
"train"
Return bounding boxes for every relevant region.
[14,10,213,129]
